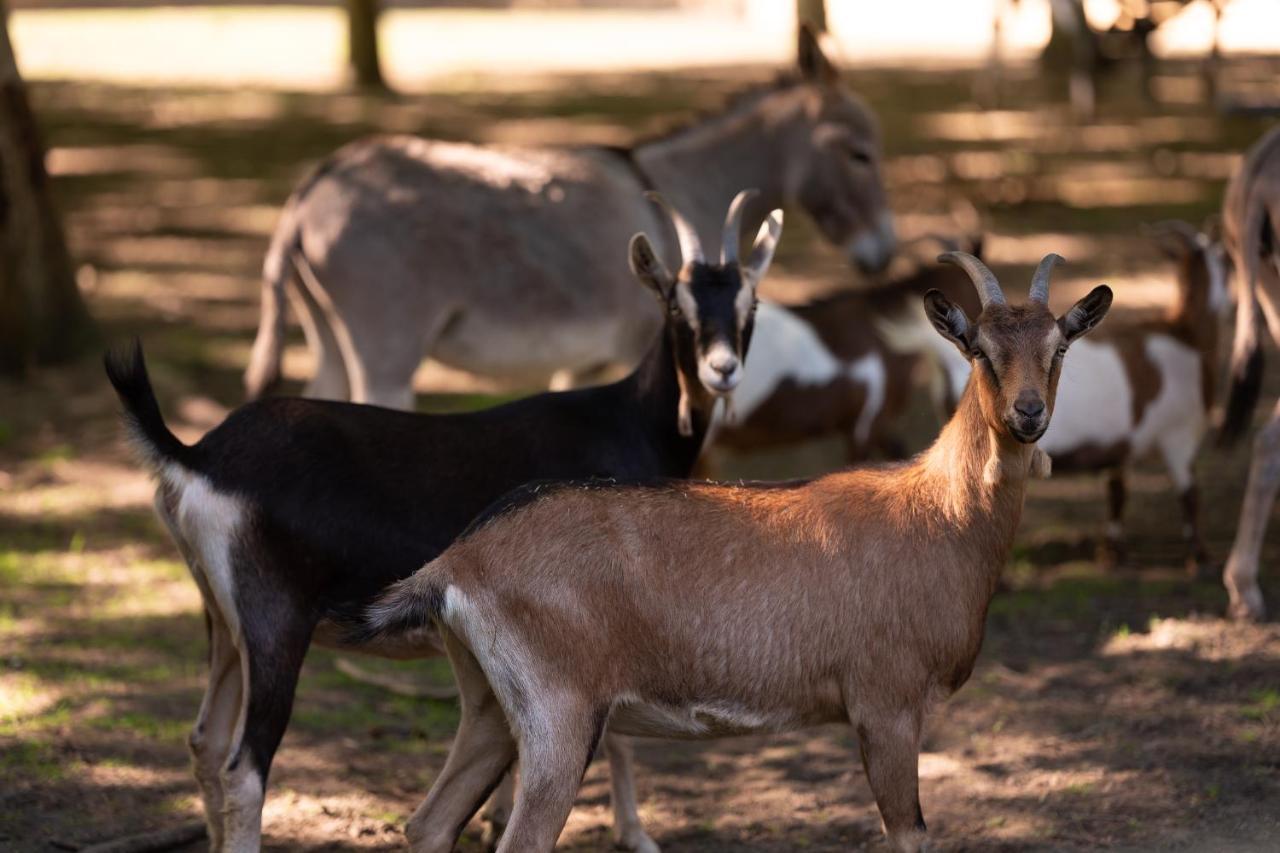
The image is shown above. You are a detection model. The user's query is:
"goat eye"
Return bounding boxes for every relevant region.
[849,149,872,166]
[1055,346,1067,358]
[970,349,985,361]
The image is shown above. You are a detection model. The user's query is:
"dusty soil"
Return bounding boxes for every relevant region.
[2,53,1279,852]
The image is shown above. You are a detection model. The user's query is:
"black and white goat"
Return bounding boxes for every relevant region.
[712,236,983,462]
[105,191,782,853]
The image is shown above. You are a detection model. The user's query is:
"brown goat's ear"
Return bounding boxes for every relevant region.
[924,289,971,353]
[797,24,839,85]
[1059,284,1113,343]
[629,233,674,302]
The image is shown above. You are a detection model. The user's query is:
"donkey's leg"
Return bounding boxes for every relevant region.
[345,305,460,411]
[189,606,243,850]
[287,259,351,401]
[854,710,927,853]
[604,733,660,853]
[218,598,315,852]
[405,634,517,853]
[1223,399,1280,621]
[494,701,603,853]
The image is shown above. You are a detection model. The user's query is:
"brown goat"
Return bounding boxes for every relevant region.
[358,253,1112,853]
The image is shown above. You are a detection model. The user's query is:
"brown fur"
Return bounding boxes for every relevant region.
[366,259,1111,853]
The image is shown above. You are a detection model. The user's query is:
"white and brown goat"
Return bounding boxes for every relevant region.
[1217,124,1280,621]
[1035,221,1230,573]
[359,253,1112,853]
[711,236,984,463]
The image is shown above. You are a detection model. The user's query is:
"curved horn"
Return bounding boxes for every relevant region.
[938,251,1005,308]
[1029,253,1064,304]
[645,191,704,268]
[720,188,760,266]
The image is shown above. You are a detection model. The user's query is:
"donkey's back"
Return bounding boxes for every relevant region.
[249,135,661,408]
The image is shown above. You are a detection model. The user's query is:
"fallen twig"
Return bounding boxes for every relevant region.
[335,656,458,700]
[77,821,206,853]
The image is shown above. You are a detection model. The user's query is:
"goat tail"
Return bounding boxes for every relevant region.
[104,340,194,471]
[244,212,301,401]
[349,567,449,646]
[1218,198,1269,447]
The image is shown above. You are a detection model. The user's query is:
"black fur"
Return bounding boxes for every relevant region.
[104,341,193,467]
[1219,341,1265,447]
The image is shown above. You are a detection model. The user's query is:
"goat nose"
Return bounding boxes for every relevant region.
[1014,393,1045,418]
[712,357,738,377]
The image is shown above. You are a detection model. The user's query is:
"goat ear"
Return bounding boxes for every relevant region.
[924,289,971,353]
[743,210,784,287]
[629,233,674,301]
[1059,284,1113,343]
[797,24,839,85]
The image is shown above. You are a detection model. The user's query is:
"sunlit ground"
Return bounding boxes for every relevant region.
[8,0,1280,90]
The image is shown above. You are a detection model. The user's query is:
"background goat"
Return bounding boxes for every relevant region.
[243,26,892,409]
[361,252,1112,853]
[1036,221,1230,574]
[1217,124,1280,621]
[710,235,983,465]
[105,192,782,853]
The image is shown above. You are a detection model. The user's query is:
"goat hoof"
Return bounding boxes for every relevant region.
[1228,596,1266,623]
[614,833,661,853]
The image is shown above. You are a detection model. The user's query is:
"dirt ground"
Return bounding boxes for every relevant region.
[2,54,1279,852]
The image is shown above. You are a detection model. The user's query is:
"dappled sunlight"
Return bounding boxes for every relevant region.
[1101,615,1280,661]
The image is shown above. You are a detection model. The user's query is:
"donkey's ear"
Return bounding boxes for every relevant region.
[798,24,839,85]
[743,210,784,287]
[629,233,674,301]
[924,289,972,353]
[1059,285,1113,343]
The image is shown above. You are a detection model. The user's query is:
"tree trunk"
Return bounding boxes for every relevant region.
[0,4,95,375]
[346,0,386,91]
[797,0,827,34]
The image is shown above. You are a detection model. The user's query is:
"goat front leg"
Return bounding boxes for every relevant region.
[1223,401,1280,621]
[604,733,660,853]
[1098,467,1127,569]
[855,711,927,853]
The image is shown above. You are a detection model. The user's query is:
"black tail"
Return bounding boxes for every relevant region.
[103,340,193,469]
[344,572,447,647]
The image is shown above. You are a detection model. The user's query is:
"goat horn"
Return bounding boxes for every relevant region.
[645,192,704,268]
[720,188,760,266]
[939,251,1005,308]
[1029,253,1063,304]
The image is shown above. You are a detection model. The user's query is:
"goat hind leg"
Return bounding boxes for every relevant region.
[188,607,242,850]
[1223,401,1280,621]
[1098,468,1127,569]
[406,636,517,853]
[855,711,927,853]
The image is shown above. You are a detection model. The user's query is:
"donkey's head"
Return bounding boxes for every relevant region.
[786,26,895,273]
[925,253,1113,444]
[630,189,783,435]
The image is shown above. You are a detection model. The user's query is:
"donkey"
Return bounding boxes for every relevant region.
[244,26,894,409]
[358,252,1112,853]
[1217,124,1280,621]
[105,192,782,852]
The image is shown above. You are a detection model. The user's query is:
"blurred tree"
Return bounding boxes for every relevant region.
[348,0,386,90]
[0,5,96,375]
[797,0,827,34]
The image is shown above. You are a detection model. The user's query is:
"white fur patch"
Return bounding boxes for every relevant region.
[1039,339,1134,455]
[162,466,247,645]
[675,280,700,333]
[1140,335,1205,491]
[724,301,842,423]
[609,694,791,739]
[874,302,971,409]
[847,352,886,445]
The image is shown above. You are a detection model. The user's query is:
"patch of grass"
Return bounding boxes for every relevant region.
[0,739,64,783]
[37,444,76,463]
[1242,688,1279,721]
[88,710,189,741]
[1063,781,1097,797]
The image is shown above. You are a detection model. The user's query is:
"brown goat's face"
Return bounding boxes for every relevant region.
[926,286,1114,444]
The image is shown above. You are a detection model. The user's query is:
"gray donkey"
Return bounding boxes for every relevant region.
[245,27,896,409]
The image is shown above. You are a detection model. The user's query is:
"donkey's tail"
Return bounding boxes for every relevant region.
[1219,197,1269,447]
[244,204,302,401]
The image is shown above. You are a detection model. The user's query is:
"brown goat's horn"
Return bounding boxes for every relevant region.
[939,251,1005,308]
[720,188,760,266]
[1029,253,1063,304]
[645,192,704,268]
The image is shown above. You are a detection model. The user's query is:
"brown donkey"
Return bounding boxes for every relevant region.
[360,253,1112,852]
